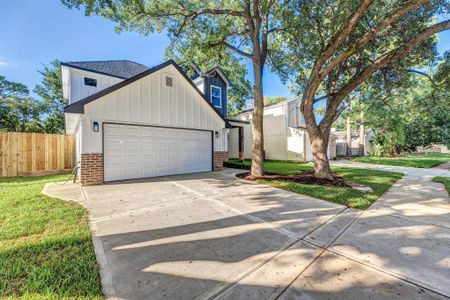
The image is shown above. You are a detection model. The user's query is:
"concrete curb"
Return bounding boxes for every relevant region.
[80,187,118,299]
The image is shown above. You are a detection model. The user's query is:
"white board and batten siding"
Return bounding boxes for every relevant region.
[61,65,123,104]
[80,64,227,155]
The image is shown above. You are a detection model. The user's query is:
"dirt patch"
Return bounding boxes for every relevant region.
[237,171,373,192]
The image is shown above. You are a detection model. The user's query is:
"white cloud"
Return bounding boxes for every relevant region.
[0,61,7,67]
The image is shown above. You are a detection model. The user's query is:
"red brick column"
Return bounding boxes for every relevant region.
[213,151,228,171]
[81,153,103,185]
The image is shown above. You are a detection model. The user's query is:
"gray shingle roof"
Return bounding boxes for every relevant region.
[61,60,150,79]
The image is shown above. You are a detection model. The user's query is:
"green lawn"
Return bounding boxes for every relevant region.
[0,174,102,299]
[225,159,403,209]
[433,176,450,195]
[351,153,450,168]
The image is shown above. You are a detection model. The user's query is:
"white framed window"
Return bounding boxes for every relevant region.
[210,85,221,108]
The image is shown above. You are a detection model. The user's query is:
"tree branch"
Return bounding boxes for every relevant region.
[209,40,253,59]
[301,0,374,131]
[334,19,450,104]
[316,0,374,73]
[321,0,430,78]
[187,8,244,18]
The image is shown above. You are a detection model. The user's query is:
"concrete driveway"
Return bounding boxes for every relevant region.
[44,168,449,299]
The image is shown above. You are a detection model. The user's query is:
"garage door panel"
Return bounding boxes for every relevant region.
[105,154,122,165]
[125,167,139,178]
[125,127,139,136]
[141,141,154,150]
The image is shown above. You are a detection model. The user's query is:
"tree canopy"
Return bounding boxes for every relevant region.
[34,60,68,133]
[268,0,449,177]
[0,60,67,133]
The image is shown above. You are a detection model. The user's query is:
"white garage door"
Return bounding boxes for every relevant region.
[104,123,212,181]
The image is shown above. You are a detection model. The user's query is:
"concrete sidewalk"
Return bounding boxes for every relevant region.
[43,167,450,299]
[331,159,450,177]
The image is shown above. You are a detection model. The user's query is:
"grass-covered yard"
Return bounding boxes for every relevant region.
[351,153,450,168]
[433,176,450,195]
[225,159,403,210]
[0,174,102,299]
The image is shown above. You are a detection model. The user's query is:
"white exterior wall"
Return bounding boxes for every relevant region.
[75,120,82,177]
[230,103,308,161]
[263,105,289,160]
[230,101,335,161]
[286,128,306,161]
[228,127,239,158]
[194,78,205,94]
[286,99,306,128]
[62,66,123,104]
[80,64,226,154]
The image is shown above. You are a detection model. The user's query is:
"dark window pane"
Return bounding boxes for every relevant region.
[166,76,173,87]
[84,77,97,87]
[211,86,221,107]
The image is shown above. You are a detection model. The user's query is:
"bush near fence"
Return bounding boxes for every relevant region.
[0,132,75,177]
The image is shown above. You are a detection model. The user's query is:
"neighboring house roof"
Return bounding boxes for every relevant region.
[64,60,231,128]
[61,60,150,79]
[231,98,294,116]
[225,118,250,124]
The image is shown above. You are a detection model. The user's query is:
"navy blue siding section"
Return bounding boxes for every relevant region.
[203,72,227,117]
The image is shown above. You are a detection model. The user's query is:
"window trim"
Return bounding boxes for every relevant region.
[210,85,222,108]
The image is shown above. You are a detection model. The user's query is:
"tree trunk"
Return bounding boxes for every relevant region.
[346,113,352,157]
[250,62,264,176]
[345,98,352,156]
[359,111,365,156]
[310,133,333,180]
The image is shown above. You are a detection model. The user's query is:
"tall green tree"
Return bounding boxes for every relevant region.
[347,56,450,156]
[0,75,43,132]
[272,0,449,178]
[34,60,68,133]
[62,0,284,176]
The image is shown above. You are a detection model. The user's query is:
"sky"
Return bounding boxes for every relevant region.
[1,0,449,99]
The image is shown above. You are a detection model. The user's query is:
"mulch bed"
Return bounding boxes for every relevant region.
[237,171,350,187]
[237,171,373,192]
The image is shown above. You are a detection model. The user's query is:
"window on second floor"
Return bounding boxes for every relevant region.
[84,77,97,87]
[210,85,221,108]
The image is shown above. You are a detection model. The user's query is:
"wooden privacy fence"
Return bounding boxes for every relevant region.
[0,132,76,177]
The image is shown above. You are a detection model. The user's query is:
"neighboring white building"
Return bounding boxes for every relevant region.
[63,60,231,185]
[334,129,374,156]
[227,99,336,162]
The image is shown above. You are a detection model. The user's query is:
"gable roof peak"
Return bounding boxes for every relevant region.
[64,59,231,128]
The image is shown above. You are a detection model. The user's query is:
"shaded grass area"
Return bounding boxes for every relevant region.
[433,176,450,195]
[225,159,402,209]
[351,153,450,168]
[0,174,102,299]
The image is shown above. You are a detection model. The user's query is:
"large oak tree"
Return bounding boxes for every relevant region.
[272,0,449,179]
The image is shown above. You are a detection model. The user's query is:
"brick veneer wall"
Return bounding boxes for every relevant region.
[213,151,228,170]
[81,153,103,185]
